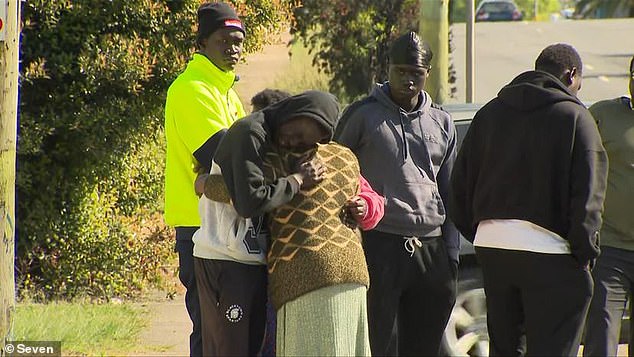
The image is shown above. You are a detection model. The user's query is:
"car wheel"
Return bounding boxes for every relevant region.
[442,276,489,356]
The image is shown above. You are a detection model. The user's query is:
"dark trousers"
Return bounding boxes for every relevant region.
[476,247,593,356]
[194,258,267,356]
[175,228,202,357]
[363,230,457,356]
[583,246,634,357]
[260,299,277,357]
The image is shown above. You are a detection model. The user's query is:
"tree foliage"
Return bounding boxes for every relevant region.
[575,0,634,18]
[18,0,291,299]
[515,0,561,19]
[292,0,421,101]
[292,0,458,102]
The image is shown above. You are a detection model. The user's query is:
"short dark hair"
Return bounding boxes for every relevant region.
[535,43,583,78]
[250,89,292,112]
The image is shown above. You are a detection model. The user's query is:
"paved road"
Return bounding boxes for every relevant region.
[450,18,634,104]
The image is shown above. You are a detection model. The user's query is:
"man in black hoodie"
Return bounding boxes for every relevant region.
[449,43,608,356]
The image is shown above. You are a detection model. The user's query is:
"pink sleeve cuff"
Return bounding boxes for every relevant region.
[357,175,385,231]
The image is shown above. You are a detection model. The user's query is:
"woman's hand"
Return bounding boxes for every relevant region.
[343,196,367,228]
[295,158,326,189]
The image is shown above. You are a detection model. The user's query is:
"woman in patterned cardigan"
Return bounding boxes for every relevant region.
[213,90,384,356]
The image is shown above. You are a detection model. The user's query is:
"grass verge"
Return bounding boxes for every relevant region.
[12,302,148,355]
[272,39,331,95]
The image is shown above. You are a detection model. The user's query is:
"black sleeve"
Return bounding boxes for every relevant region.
[448,114,480,242]
[214,121,301,218]
[193,129,227,174]
[567,110,608,266]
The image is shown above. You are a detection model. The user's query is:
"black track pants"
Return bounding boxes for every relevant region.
[363,230,457,356]
[194,258,267,356]
[476,247,593,357]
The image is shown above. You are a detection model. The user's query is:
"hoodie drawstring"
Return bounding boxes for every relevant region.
[403,236,422,257]
[398,112,409,161]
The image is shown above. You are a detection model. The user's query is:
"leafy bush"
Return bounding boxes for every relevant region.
[292,0,417,101]
[17,0,292,299]
[521,0,562,20]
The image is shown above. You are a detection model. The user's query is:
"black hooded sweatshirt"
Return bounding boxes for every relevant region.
[214,90,340,218]
[449,70,608,266]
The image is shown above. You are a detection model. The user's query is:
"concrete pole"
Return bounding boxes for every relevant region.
[0,0,20,349]
[466,0,475,103]
[420,0,449,104]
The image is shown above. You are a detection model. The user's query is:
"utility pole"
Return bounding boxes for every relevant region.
[0,0,20,350]
[420,0,449,104]
[466,0,475,103]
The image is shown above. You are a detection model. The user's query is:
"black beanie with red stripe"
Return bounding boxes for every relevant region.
[197,2,245,38]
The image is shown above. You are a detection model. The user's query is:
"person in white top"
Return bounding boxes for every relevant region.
[191,89,291,356]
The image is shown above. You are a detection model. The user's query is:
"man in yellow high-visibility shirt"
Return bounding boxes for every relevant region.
[163,2,246,356]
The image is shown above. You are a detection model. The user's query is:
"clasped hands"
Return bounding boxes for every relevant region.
[293,156,366,229]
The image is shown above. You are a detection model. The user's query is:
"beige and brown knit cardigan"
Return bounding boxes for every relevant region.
[204,142,370,310]
[262,142,369,310]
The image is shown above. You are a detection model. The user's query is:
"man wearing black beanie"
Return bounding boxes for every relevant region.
[163,2,246,356]
[335,31,459,356]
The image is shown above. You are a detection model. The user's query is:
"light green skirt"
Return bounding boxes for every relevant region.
[276,283,371,356]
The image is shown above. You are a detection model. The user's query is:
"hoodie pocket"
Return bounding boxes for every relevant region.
[383,181,446,229]
[208,202,249,253]
[226,211,251,253]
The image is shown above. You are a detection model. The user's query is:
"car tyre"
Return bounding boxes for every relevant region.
[442,269,489,356]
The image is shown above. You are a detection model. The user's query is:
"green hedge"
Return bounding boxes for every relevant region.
[17,0,291,299]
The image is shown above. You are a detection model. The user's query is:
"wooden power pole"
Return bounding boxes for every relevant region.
[0,0,20,349]
[420,0,449,104]
[466,0,475,103]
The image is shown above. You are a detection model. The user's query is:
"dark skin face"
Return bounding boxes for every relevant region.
[275,116,331,189]
[275,115,365,223]
[199,27,244,72]
[388,64,431,112]
[275,116,330,153]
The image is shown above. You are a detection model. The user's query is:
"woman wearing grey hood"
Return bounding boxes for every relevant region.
[214,90,384,355]
[335,32,459,356]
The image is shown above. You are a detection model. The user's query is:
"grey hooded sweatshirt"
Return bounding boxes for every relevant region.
[335,83,460,262]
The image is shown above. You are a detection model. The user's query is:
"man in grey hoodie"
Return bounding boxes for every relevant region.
[335,31,459,356]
